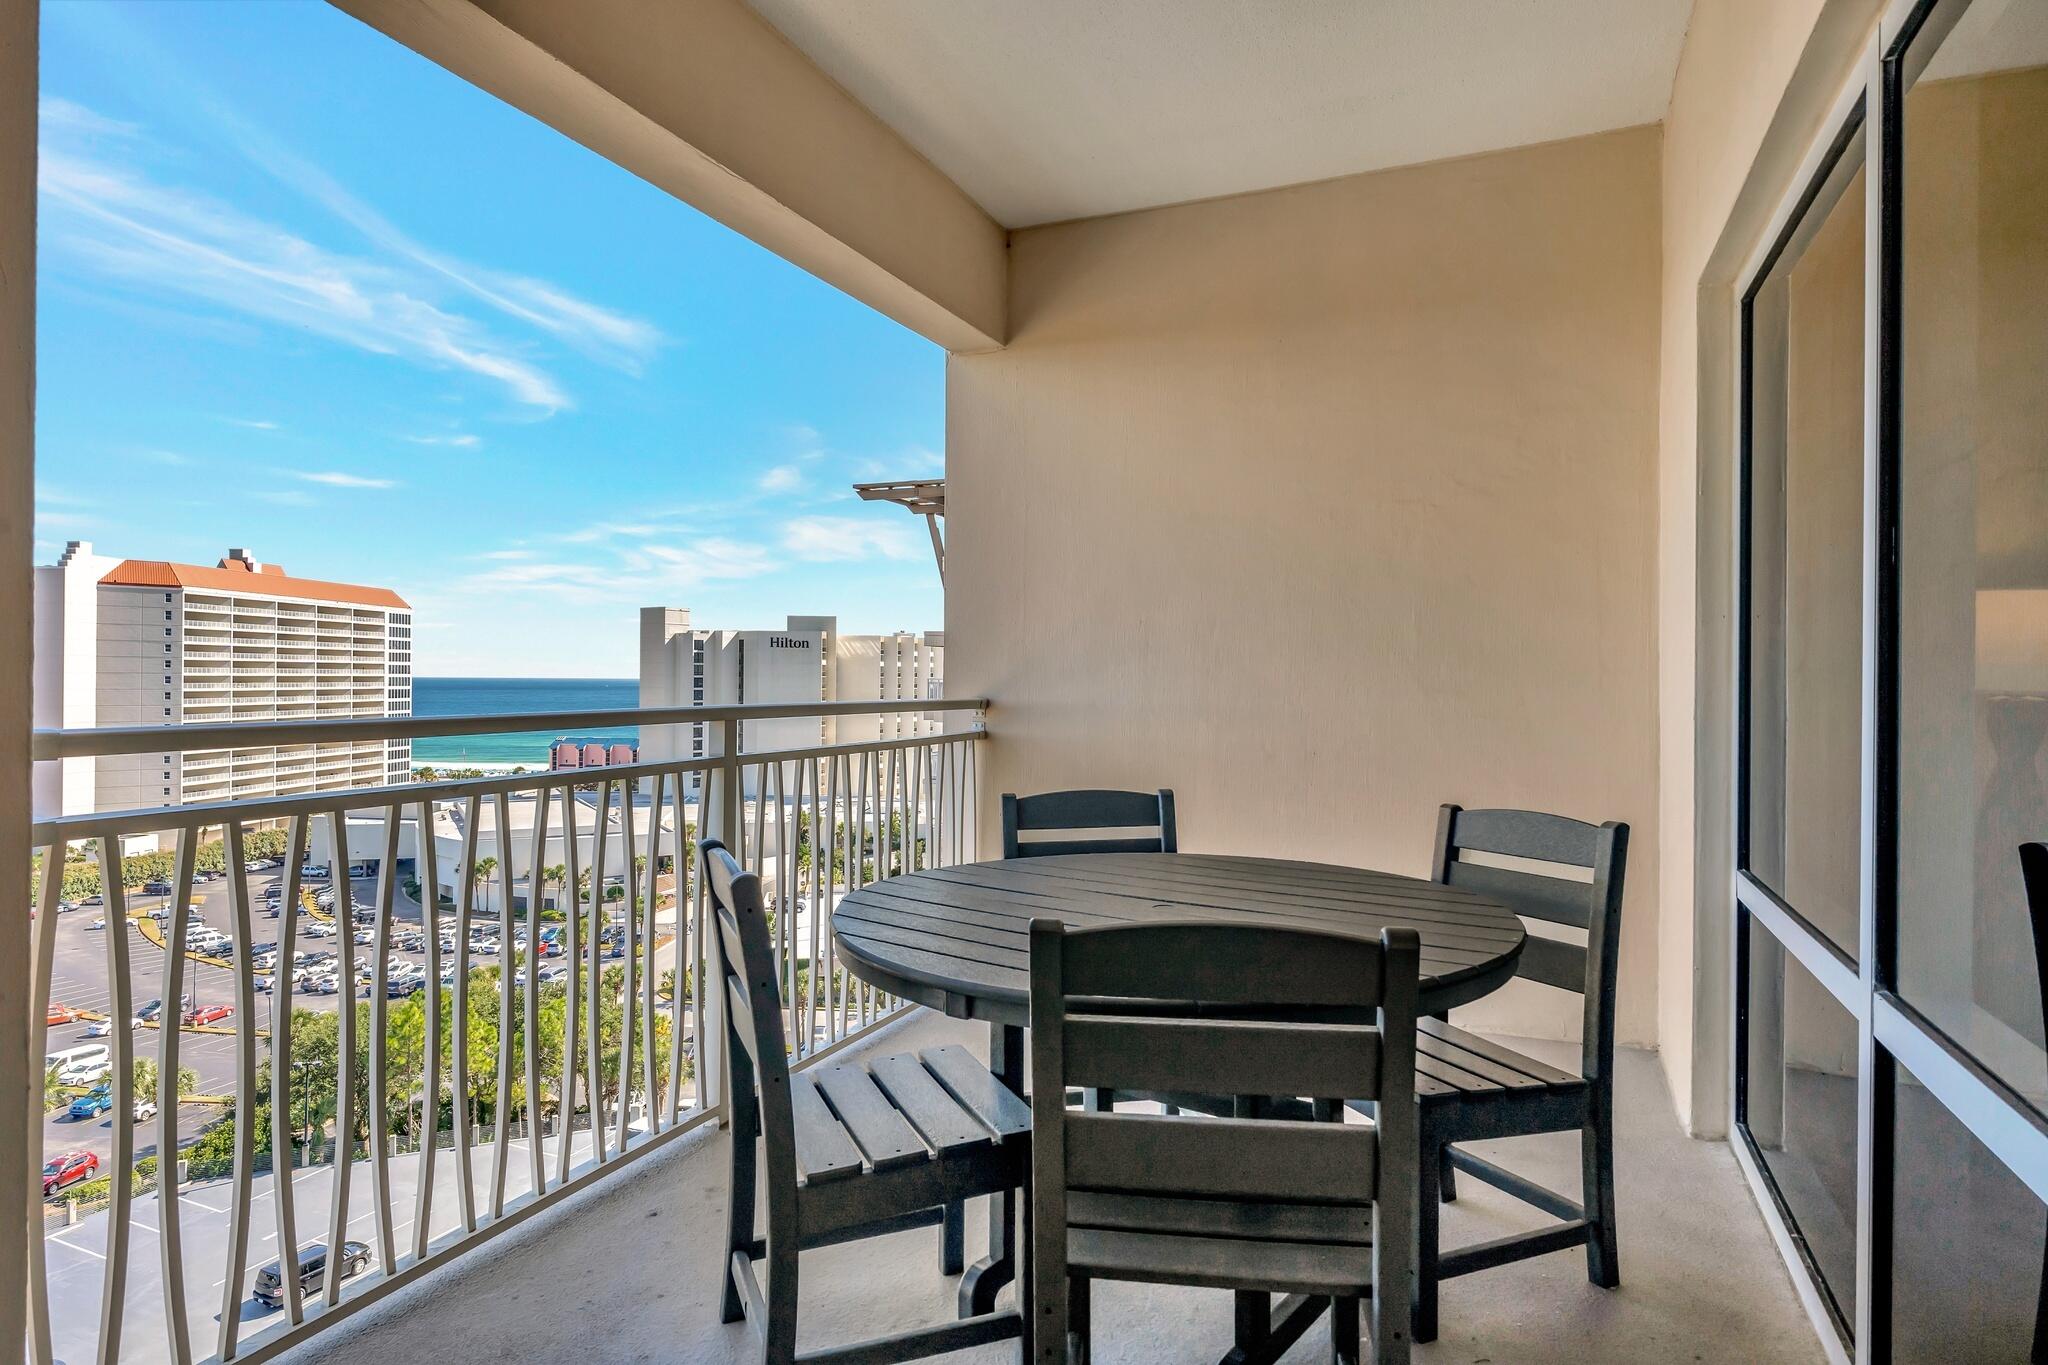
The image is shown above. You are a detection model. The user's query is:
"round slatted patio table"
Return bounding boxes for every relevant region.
[830,851,1526,1346]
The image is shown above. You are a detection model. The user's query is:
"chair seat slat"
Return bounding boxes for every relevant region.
[788,1075,864,1186]
[1419,1020,1582,1089]
[865,1053,991,1156]
[920,1045,1032,1138]
[1065,1015,1380,1100]
[813,1063,931,1172]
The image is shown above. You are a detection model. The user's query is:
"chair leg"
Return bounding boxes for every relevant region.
[1414,1124,1441,1344]
[1330,1294,1360,1364]
[1439,1141,1458,1203]
[940,1200,965,1276]
[1068,1275,1091,1365]
[1583,1113,1620,1289]
[720,1093,758,1324]
[763,1234,799,1365]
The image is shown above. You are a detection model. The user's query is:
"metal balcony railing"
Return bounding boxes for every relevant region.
[26,698,986,1365]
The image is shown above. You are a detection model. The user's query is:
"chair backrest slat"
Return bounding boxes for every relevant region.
[1439,858,1591,929]
[1002,788,1177,859]
[1432,804,1628,1086]
[701,839,796,1194]
[1515,935,1590,994]
[1064,1014,1382,1100]
[1065,1110,1378,1203]
[1060,922,1386,1009]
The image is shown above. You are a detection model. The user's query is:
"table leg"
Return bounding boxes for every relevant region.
[960,1021,1024,1318]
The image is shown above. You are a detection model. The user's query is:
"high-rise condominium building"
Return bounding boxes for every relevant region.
[638,607,944,795]
[33,543,413,818]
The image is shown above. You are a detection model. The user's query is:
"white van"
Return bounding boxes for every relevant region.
[46,1043,111,1084]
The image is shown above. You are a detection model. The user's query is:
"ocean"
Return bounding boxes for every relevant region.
[410,677,640,768]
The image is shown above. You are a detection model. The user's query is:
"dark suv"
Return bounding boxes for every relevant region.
[253,1240,371,1310]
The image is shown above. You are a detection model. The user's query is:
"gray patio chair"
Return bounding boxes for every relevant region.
[1029,917,1419,1365]
[1366,804,1628,1342]
[1000,788,1177,858]
[703,839,1031,1365]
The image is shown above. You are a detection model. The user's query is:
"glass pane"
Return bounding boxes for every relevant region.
[1741,915,1860,1332]
[1896,0,2048,1106]
[1745,126,1868,957]
[1892,1056,2048,1361]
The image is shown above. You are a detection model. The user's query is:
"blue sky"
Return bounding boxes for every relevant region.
[33,1,944,678]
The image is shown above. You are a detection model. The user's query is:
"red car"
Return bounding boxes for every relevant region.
[46,1003,81,1026]
[184,1003,233,1026]
[42,1151,98,1196]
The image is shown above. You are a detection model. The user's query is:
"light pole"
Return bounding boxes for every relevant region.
[292,1059,314,1163]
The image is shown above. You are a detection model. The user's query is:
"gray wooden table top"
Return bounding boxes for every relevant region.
[831,852,1527,1026]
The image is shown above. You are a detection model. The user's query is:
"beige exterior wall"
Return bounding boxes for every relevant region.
[947,125,1664,1047]
[1655,0,1881,1134]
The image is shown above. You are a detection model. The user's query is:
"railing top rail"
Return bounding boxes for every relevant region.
[29,725,986,845]
[30,697,990,761]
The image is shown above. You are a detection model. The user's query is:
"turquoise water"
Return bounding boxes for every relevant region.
[410,677,639,767]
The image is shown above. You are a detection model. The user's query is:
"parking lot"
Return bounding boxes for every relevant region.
[42,863,660,1193]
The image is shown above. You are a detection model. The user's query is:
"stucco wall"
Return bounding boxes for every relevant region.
[946,126,1663,1047]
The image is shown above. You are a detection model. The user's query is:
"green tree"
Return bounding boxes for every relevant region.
[132,1056,199,1106]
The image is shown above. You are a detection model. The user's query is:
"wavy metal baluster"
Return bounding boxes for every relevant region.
[365,807,400,1279]
[323,808,357,1306]
[615,777,639,1154]
[586,781,611,1164]
[93,836,137,1365]
[450,797,480,1234]
[217,822,261,1359]
[558,782,583,1185]
[489,791,515,1219]
[27,847,62,1365]
[156,829,197,1363]
[413,800,442,1263]
[523,785,549,1194]
[640,771,664,1133]
[689,817,709,1116]
[664,769,689,1124]
[269,817,307,1322]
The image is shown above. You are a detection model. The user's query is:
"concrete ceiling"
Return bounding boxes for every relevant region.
[742,1,1696,229]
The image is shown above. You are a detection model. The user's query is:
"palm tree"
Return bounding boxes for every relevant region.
[473,856,499,915]
[542,864,567,910]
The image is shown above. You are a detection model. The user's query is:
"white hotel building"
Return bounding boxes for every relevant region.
[33,543,413,818]
[638,607,943,795]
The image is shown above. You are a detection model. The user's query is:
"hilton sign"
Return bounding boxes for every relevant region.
[768,637,813,649]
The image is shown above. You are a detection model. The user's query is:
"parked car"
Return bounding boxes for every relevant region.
[68,1085,113,1120]
[132,1098,157,1123]
[141,879,173,895]
[353,927,376,946]
[184,1003,233,1026]
[386,977,424,998]
[251,951,279,971]
[254,975,275,994]
[134,999,162,1023]
[303,921,337,939]
[537,963,569,985]
[42,1151,99,1197]
[302,974,339,996]
[300,863,330,882]
[253,1240,371,1311]
[396,933,425,953]
[475,938,501,955]
[57,1058,111,1087]
[45,1003,82,1026]
[81,1017,136,1038]
[84,918,106,931]
[145,904,174,921]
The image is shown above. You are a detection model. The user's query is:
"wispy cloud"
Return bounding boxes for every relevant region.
[36,98,664,415]
[474,548,533,561]
[780,516,920,563]
[293,470,396,489]
[39,96,140,139]
[758,464,803,493]
[404,433,481,449]
[222,417,279,431]
[135,448,193,466]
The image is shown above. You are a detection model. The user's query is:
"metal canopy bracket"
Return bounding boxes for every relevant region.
[853,479,946,581]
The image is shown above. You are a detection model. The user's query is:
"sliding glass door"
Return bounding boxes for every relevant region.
[1735,1,2048,1360]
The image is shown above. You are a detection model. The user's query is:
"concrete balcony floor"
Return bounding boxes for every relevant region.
[283,1012,1825,1365]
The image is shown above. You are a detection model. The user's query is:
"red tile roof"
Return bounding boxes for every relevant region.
[98,558,409,609]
